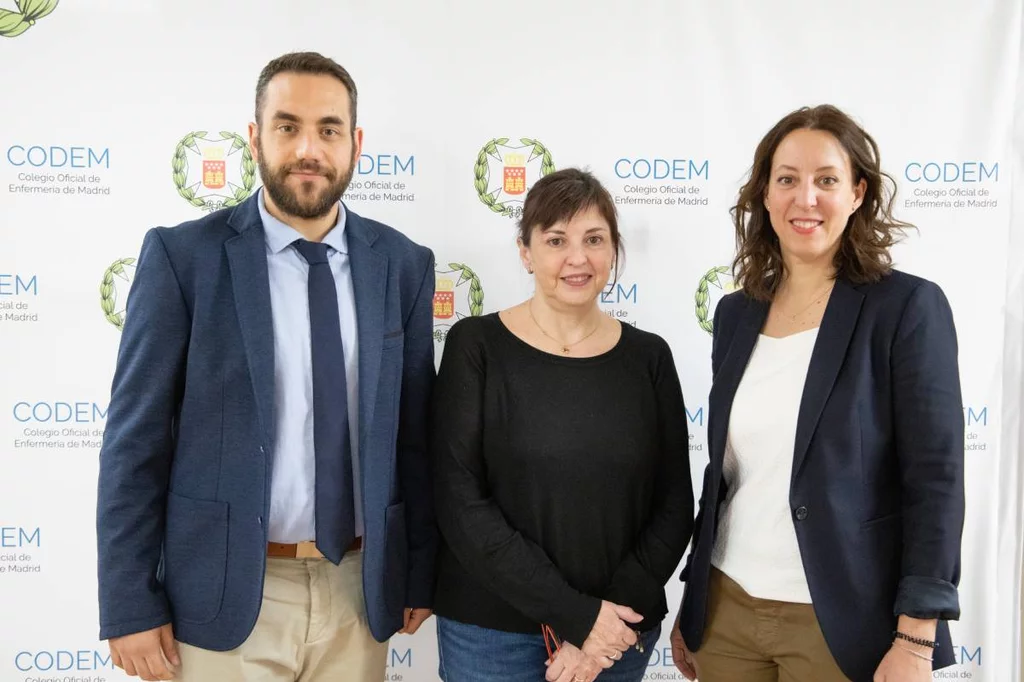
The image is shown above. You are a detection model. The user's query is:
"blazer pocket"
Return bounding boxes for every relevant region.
[861,510,902,530]
[383,330,405,349]
[382,501,409,617]
[162,491,229,624]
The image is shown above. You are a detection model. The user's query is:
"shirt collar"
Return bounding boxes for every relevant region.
[258,187,348,255]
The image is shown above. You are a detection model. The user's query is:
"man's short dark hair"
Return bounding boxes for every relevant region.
[254,51,358,128]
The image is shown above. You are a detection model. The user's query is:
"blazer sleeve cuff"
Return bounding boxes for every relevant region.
[99,613,172,641]
[893,575,960,620]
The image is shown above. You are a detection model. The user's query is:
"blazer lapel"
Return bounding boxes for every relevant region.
[345,209,388,450]
[225,196,276,449]
[709,296,768,469]
[791,277,865,483]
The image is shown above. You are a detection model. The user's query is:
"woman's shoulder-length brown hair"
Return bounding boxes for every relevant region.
[731,104,915,301]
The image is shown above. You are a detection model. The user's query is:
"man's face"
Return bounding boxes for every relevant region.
[249,72,362,220]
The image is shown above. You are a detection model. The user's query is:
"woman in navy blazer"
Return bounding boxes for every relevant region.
[671,105,964,682]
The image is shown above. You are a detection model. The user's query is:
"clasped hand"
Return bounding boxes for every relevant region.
[545,601,643,682]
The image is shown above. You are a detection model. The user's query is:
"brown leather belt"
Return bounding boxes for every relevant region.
[267,537,362,559]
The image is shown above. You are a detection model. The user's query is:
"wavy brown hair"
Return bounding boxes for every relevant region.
[731,104,914,301]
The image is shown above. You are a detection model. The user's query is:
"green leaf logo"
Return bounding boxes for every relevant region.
[172,130,256,212]
[100,258,137,332]
[474,137,555,218]
[694,266,735,334]
[1,0,58,38]
[433,263,485,345]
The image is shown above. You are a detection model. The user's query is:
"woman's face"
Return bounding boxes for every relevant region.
[520,205,616,309]
[765,128,866,270]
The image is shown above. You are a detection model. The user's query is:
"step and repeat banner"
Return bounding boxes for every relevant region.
[1,1,1021,680]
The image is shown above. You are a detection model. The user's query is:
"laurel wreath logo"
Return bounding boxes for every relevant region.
[0,0,58,38]
[433,263,484,343]
[695,266,731,334]
[172,131,256,212]
[474,137,555,216]
[100,258,136,331]
[448,263,484,316]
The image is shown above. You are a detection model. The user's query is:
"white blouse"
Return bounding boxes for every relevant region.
[710,327,818,603]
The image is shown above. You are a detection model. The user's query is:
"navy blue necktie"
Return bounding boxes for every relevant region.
[292,239,354,564]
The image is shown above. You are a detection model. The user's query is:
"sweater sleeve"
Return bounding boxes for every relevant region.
[604,338,695,618]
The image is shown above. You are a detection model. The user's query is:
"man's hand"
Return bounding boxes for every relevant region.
[109,624,179,681]
[399,607,432,635]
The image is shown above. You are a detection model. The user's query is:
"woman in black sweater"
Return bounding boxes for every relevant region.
[431,168,694,682]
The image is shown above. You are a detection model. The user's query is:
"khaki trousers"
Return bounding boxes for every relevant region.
[692,568,850,682]
[175,551,387,681]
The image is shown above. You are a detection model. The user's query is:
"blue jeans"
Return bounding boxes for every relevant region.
[437,616,661,682]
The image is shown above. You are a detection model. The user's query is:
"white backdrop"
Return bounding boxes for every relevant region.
[0,1,1021,680]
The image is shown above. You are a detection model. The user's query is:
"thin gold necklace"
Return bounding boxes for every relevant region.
[527,301,602,354]
[779,280,835,321]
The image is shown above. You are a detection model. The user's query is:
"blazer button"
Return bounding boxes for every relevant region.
[794,506,808,521]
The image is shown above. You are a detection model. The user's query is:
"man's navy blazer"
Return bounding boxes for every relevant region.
[96,191,437,650]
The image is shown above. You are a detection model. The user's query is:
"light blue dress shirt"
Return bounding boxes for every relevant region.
[258,189,363,543]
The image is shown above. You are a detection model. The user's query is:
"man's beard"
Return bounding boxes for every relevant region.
[256,138,356,220]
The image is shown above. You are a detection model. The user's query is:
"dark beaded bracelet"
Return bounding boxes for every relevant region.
[893,630,939,649]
